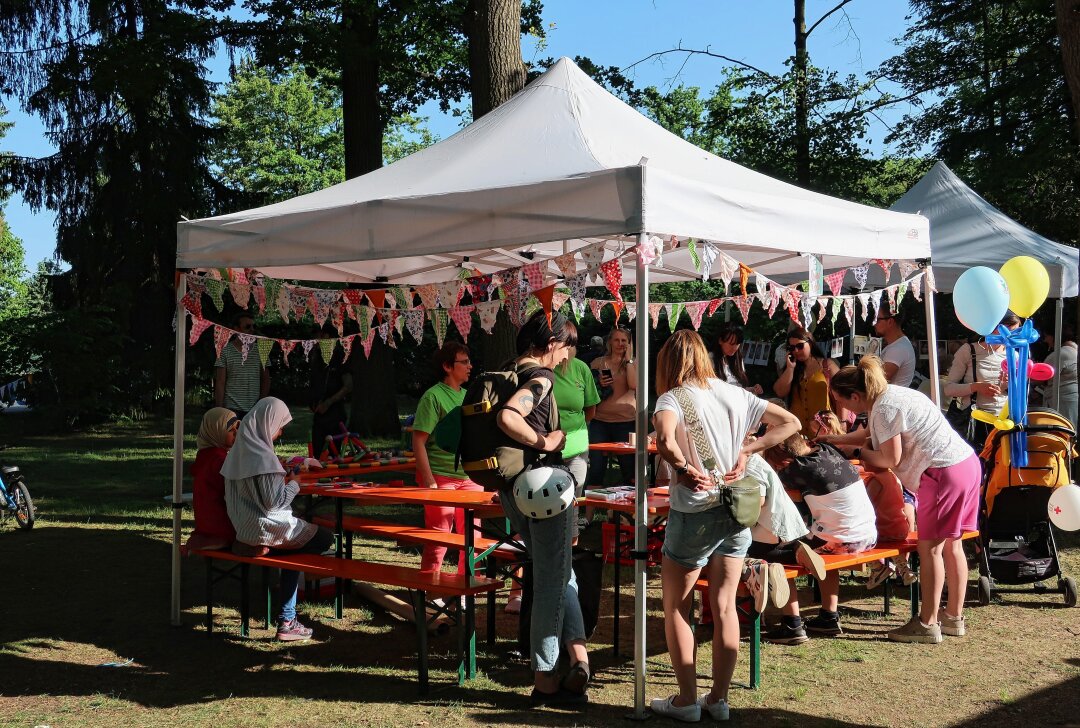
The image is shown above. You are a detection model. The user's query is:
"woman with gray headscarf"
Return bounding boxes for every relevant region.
[223,397,333,641]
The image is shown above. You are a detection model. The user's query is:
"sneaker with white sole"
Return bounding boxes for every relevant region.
[650,695,701,722]
[794,541,827,581]
[895,556,918,586]
[763,622,808,645]
[940,613,966,636]
[276,618,313,642]
[744,560,769,614]
[888,617,942,644]
[866,561,895,590]
[697,694,730,721]
[766,562,790,608]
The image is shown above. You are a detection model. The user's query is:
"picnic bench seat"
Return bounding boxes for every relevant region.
[310,514,526,563]
[190,548,502,694]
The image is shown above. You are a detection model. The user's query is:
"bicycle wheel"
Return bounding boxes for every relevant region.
[12,481,34,530]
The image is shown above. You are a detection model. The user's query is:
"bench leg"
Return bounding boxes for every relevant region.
[485,560,497,646]
[263,567,271,630]
[413,589,429,696]
[883,573,892,616]
[612,512,622,658]
[335,500,344,619]
[240,563,251,638]
[205,557,214,636]
[749,611,761,689]
[465,594,476,679]
[909,551,921,620]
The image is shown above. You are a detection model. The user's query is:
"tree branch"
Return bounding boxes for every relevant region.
[806,0,856,38]
[620,44,778,83]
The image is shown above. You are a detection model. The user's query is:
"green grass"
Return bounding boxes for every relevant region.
[0,407,1078,727]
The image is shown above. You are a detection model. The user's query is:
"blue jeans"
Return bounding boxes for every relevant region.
[271,526,335,623]
[588,419,636,484]
[501,493,586,673]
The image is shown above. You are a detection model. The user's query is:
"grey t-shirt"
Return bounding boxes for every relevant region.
[882,335,917,387]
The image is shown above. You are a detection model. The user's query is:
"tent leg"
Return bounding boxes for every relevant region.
[1054,295,1063,413]
[632,232,649,720]
[171,273,188,626]
[923,266,941,406]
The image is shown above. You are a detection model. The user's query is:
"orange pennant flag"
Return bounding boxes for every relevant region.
[365,289,386,321]
[533,284,555,327]
[611,299,624,322]
[739,263,752,299]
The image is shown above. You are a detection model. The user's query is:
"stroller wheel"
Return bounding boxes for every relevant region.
[977,575,992,606]
[1062,577,1077,608]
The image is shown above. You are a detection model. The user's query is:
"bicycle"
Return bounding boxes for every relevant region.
[0,447,33,530]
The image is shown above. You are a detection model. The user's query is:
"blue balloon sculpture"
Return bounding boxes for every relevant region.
[986,319,1040,467]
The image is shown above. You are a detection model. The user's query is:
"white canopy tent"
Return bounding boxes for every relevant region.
[174,57,932,714]
[891,161,1078,409]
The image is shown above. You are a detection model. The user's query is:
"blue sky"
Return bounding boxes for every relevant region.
[0,0,915,270]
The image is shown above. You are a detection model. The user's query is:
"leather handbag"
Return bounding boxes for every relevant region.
[672,387,761,528]
[945,343,977,441]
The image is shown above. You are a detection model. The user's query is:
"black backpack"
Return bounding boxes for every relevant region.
[434,361,559,491]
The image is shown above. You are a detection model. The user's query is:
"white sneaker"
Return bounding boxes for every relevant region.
[766,562,790,608]
[744,560,768,614]
[940,612,966,636]
[650,696,701,722]
[895,556,918,586]
[866,561,895,590]
[697,694,730,721]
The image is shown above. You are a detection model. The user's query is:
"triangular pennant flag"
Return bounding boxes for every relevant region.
[361,329,377,358]
[599,258,624,302]
[262,277,279,309]
[578,243,605,274]
[925,267,937,293]
[330,303,345,336]
[533,285,555,326]
[588,298,605,321]
[857,293,871,321]
[404,309,425,344]
[392,309,405,339]
[611,299,624,322]
[873,258,894,283]
[188,316,214,345]
[768,285,783,318]
[365,289,386,313]
[553,252,577,279]
[252,285,266,314]
[734,295,752,324]
[707,298,723,318]
[213,326,231,358]
[551,290,570,312]
[649,303,664,329]
[180,291,202,319]
[437,281,462,308]
[449,305,474,339]
[430,309,448,348]
[377,321,390,345]
[886,286,898,314]
[755,273,770,306]
[415,284,439,311]
[716,252,738,293]
[521,262,544,292]
[816,298,828,323]
[363,305,377,333]
[699,241,720,281]
[687,239,701,272]
[785,288,803,326]
[897,259,919,280]
[896,281,908,304]
[910,274,923,302]
[869,290,884,322]
[825,269,847,296]
[466,274,493,302]
[851,264,869,290]
[342,289,364,306]
[525,295,541,318]
[229,281,251,309]
[800,297,813,329]
[567,272,588,319]
[636,236,662,266]
[665,302,685,330]
[275,285,291,321]
[830,297,843,325]
[738,263,752,299]
[685,301,707,330]
[392,286,412,310]
[475,300,501,333]
[256,338,274,367]
[313,289,340,326]
[625,301,637,322]
[185,272,206,295]
[301,339,316,359]
[289,291,309,321]
[278,339,297,366]
[340,334,355,362]
[205,278,226,312]
[318,338,335,364]
[237,333,256,363]
[843,298,855,327]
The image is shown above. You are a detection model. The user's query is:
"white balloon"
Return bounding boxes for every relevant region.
[1048,484,1080,532]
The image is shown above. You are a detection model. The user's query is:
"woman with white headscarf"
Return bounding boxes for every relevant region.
[223,397,333,642]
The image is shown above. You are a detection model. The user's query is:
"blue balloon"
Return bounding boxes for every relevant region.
[953,267,1011,336]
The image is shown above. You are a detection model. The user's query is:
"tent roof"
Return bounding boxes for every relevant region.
[177,57,929,284]
[890,161,1077,298]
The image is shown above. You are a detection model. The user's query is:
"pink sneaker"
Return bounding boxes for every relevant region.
[276,619,313,642]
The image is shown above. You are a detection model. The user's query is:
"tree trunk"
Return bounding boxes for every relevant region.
[341,1,399,437]
[1058,0,1080,147]
[793,0,810,188]
[466,0,526,367]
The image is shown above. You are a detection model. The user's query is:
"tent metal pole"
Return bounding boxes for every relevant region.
[632,232,649,719]
[1053,290,1063,412]
[170,272,188,626]
[923,266,941,406]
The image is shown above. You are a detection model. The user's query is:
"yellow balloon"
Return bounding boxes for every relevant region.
[999,256,1050,317]
[971,409,997,425]
[971,407,1013,431]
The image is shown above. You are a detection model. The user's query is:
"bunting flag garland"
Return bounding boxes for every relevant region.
[229,281,251,310]
[533,285,555,326]
[738,263,752,299]
[476,300,501,333]
[567,272,588,319]
[754,273,770,306]
[257,338,274,367]
[318,338,335,364]
[553,252,577,279]
[588,298,605,321]
[625,301,637,322]
[870,290,884,322]
[404,309,425,344]
[392,309,406,339]
[843,297,855,327]
[205,278,225,312]
[767,285,783,318]
[301,339,316,360]
[430,309,448,348]
[449,305,474,338]
[687,238,700,272]
[857,293,871,321]
[816,298,828,323]
[181,291,202,319]
[851,264,869,290]
[886,286,898,314]
[830,297,842,324]
[252,285,266,314]
[649,303,663,329]
[289,291,308,321]
[925,267,937,293]
[599,258,624,302]
[665,302,684,330]
[551,290,570,312]
[825,269,846,296]
[707,297,723,318]
[522,262,544,292]
[716,252,739,293]
[188,316,214,345]
[361,329,377,358]
[700,240,719,281]
[686,301,708,330]
[213,326,231,359]
[733,295,752,324]
[897,259,919,281]
[873,258,894,283]
[415,284,439,311]
[237,333,256,363]
[340,334,355,362]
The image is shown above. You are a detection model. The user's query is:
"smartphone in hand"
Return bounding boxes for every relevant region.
[601,368,612,378]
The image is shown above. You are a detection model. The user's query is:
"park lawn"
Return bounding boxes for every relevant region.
[0,408,1077,728]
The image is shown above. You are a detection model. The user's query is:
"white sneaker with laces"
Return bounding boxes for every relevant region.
[697,694,730,721]
[895,556,918,586]
[866,561,895,590]
[650,696,701,722]
[744,561,768,614]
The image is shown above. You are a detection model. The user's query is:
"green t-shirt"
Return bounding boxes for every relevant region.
[553,357,601,458]
[413,381,466,478]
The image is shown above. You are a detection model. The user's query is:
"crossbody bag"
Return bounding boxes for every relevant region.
[945,343,977,440]
[672,387,761,528]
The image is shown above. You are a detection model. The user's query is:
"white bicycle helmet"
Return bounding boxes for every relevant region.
[512,466,575,519]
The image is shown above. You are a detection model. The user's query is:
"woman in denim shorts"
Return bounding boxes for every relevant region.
[651,331,801,722]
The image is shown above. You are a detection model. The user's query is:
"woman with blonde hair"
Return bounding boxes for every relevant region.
[650,330,799,721]
[827,356,979,644]
[589,327,637,483]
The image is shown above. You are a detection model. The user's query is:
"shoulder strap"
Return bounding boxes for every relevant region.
[968,343,978,384]
[672,387,719,478]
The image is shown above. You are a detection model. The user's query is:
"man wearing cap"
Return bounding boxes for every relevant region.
[874,308,917,387]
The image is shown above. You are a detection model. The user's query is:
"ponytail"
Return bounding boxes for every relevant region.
[830,355,888,404]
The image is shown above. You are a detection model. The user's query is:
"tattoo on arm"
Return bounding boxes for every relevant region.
[512,378,551,418]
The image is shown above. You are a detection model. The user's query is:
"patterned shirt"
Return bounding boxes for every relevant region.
[224,472,317,548]
[215,343,263,413]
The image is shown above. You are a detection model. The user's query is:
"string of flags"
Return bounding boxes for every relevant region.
[182,236,933,364]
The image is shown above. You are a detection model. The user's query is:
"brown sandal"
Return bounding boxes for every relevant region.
[561,661,591,694]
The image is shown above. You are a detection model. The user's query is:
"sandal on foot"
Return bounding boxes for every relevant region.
[561,661,591,694]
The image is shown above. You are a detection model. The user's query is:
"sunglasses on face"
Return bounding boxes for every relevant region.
[787,342,807,352]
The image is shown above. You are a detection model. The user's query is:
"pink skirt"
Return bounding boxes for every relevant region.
[916,453,981,540]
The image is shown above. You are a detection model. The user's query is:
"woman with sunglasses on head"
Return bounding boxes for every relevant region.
[715,323,764,396]
[187,408,240,551]
[589,327,638,483]
[943,312,1020,445]
[773,328,842,438]
[413,341,484,576]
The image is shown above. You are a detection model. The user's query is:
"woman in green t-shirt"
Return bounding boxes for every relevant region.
[412,341,483,574]
[554,351,601,538]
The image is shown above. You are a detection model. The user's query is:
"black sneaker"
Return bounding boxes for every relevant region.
[763,622,808,645]
[804,613,843,636]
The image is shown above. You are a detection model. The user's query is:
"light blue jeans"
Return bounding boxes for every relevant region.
[502,492,586,672]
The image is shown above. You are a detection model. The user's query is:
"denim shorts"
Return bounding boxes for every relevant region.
[662,506,751,569]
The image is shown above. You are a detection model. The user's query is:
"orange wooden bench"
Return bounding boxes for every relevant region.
[190,548,501,694]
[310,514,525,563]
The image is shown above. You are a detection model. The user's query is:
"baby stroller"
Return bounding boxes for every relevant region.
[976,408,1077,607]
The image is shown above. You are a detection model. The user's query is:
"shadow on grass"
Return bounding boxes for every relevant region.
[948,658,1080,727]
